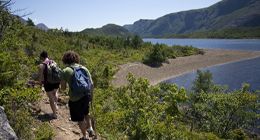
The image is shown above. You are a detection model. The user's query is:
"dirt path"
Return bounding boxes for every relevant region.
[32,86,101,140]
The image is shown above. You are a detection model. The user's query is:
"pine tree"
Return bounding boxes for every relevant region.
[26,18,35,26]
[191,69,214,93]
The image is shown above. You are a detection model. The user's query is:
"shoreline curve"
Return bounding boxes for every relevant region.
[112,49,260,87]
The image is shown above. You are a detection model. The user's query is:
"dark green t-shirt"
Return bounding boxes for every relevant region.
[60,63,91,102]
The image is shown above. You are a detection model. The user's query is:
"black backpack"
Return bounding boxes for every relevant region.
[42,60,62,84]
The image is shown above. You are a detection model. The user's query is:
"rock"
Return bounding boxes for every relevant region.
[0,106,18,140]
[58,96,69,105]
[72,130,81,135]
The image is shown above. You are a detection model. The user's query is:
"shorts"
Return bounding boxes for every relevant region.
[69,95,90,122]
[44,83,60,92]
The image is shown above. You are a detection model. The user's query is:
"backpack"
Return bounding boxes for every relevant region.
[69,65,92,96]
[42,60,62,84]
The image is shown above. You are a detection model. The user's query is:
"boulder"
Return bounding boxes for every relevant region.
[0,106,18,140]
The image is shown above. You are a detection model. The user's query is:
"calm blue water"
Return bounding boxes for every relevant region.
[143,39,260,92]
[143,39,260,51]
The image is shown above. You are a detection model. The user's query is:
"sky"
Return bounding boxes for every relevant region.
[11,0,221,32]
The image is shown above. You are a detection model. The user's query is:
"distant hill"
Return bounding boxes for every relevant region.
[81,24,134,38]
[123,0,260,38]
[36,23,48,31]
[15,15,49,31]
[17,16,28,25]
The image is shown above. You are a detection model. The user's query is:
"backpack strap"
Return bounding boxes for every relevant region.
[41,60,53,65]
[67,65,82,70]
[67,65,75,71]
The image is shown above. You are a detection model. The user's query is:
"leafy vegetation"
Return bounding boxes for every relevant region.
[26,18,35,26]
[0,1,259,139]
[143,43,205,65]
[184,70,260,139]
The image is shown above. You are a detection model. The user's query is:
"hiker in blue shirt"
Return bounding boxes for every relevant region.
[60,50,95,140]
[39,50,59,119]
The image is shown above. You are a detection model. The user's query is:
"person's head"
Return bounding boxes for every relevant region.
[61,50,80,65]
[40,50,48,61]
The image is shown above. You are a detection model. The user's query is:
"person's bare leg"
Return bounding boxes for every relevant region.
[53,88,58,110]
[84,114,95,137]
[46,90,56,114]
[78,121,88,138]
[84,114,92,128]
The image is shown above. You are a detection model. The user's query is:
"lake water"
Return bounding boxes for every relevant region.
[143,39,260,92]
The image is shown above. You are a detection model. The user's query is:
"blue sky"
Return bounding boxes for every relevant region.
[11,0,221,31]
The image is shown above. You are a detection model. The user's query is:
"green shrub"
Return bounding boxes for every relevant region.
[143,43,167,65]
[184,70,259,139]
[34,122,57,140]
[202,132,221,140]
[0,88,56,139]
[231,129,249,140]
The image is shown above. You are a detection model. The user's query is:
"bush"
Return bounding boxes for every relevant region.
[34,122,57,140]
[0,87,56,140]
[143,43,167,65]
[231,129,249,140]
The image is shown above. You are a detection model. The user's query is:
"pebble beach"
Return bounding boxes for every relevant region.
[112,49,260,87]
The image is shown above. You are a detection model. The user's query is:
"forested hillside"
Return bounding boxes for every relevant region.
[124,0,260,38]
[161,27,260,39]
[80,24,134,38]
[1,1,260,139]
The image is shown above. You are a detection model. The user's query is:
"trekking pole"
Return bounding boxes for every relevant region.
[91,101,98,139]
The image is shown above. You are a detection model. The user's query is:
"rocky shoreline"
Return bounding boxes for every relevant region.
[112,49,260,87]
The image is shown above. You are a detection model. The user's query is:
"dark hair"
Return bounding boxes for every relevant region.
[40,50,48,59]
[61,50,80,64]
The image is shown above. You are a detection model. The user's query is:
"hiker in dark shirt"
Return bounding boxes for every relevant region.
[39,50,59,119]
[60,50,95,140]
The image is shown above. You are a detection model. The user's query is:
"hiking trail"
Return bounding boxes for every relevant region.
[31,83,102,140]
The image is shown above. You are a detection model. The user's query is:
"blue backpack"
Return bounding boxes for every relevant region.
[69,65,92,96]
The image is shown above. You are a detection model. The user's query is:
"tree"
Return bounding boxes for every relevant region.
[131,34,142,49]
[185,69,214,132]
[26,17,35,26]
[194,83,259,138]
[143,43,166,65]
[184,69,259,139]
[0,0,33,41]
[114,73,189,139]
[191,69,214,93]
[0,0,13,41]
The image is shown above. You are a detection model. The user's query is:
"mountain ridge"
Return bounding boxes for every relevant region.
[16,15,49,31]
[81,24,134,38]
[123,0,260,38]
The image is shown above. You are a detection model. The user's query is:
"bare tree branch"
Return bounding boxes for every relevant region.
[11,7,35,17]
[0,0,33,41]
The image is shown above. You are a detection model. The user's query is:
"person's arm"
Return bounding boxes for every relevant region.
[90,77,94,102]
[60,80,67,91]
[38,63,45,88]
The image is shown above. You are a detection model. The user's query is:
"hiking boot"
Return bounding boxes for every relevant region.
[88,130,95,137]
[79,136,89,140]
[49,113,57,119]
